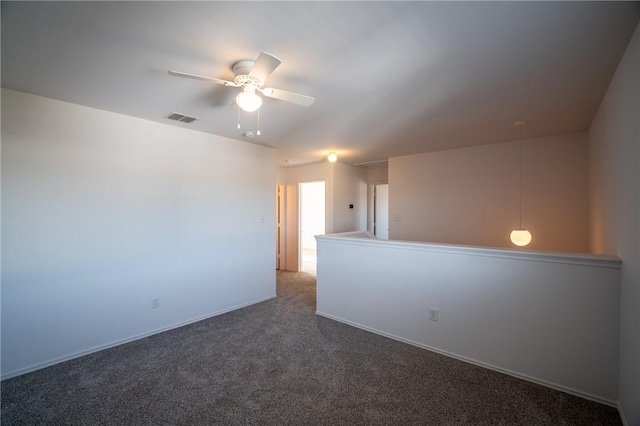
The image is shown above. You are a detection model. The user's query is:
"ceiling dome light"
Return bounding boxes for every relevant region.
[236,86,262,112]
[328,152,338,163]
[510,229,532,247]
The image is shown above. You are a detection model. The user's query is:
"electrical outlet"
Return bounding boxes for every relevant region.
[429,307,438,321]
[151,297,160,309]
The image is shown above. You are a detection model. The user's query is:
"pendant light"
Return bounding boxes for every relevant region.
[510,122,532,247]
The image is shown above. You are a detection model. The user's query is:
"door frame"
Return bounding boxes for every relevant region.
[276,183,284,270]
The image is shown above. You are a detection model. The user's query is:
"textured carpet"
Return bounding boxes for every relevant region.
[1,271,621,425]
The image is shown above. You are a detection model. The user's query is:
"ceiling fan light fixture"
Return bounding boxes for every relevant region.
[328,152,338,163]
[236,86,262,112]
[170,51,315,119]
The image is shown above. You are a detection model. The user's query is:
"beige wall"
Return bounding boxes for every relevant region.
[367,166,388,184]
[333,163,367,233]
[588,22,639,425]
[389,133,588,252]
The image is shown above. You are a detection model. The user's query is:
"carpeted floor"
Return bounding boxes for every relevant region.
[1,271,621,425]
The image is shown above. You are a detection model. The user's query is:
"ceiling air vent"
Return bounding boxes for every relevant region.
[166,112,197,123]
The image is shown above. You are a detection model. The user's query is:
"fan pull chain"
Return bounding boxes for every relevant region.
[256,108,261,136]
[237,107,241,129]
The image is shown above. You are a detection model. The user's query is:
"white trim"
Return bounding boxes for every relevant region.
[1,294,277,380]
[315,233,621,269]
[316,310,619,408]
[354,159,388,168]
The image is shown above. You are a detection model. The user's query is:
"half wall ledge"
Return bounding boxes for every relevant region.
[315,231,621,269]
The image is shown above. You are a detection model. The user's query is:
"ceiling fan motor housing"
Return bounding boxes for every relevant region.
[232,60,263,88]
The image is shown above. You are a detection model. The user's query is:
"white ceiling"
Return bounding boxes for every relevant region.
[2,1,639,167]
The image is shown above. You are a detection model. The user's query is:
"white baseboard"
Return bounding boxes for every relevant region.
[1,294,277,381]
[316,310,619,409]
[617,403,629,426]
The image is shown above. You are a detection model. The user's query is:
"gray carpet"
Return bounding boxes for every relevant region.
[1,271,621,425]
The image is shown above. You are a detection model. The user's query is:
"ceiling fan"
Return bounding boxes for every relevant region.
[169,51,315,112]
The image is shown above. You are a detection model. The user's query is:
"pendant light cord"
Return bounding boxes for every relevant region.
[518,140,523,229]
[257,108,261,136]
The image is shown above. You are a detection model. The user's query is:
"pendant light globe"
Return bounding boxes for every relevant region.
[510,229,532,247]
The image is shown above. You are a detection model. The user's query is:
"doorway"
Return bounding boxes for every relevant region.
[299,181,325,275]
[374,184,389,240]
[276,184,284,270]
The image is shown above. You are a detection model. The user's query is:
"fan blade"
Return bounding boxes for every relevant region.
[249,52,281,82]
[261,88,315,107]
[168,70,239,87]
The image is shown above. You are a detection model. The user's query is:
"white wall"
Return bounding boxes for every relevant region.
[588,22,640,425]
[281,161,367,271]
[389,134,589,252]
[1,89,276,378]
[316,234,621,404]
[276,167,286,185]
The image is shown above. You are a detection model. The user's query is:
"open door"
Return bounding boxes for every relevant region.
[374,184,389,240]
